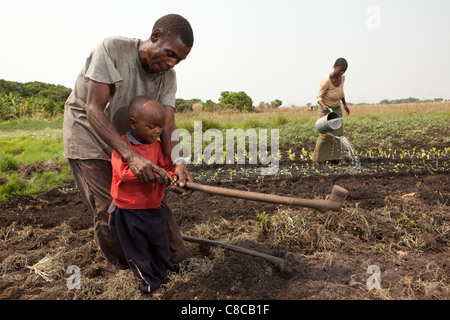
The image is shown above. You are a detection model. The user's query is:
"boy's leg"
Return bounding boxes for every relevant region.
[112,207,171,293]
[147,207,173,282]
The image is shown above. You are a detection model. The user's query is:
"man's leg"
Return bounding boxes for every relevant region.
[68,159,127,274]
[162,199,190,264]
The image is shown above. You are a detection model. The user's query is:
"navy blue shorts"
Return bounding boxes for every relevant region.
[109,205,173,293]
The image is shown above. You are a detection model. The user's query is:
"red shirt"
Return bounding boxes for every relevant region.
[110,132,174,210]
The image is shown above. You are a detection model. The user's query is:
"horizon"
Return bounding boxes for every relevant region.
[1,78,447,108]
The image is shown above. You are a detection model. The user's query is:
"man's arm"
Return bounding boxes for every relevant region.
[161,105,193,191]
[85,80,172,185]
[111,150,142,184]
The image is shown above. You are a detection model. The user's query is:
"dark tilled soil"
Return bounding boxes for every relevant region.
[0,154,449,300]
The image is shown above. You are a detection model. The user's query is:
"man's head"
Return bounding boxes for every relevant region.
[129,96,166,144]
[139,14,193,74]
[153,14,194,48]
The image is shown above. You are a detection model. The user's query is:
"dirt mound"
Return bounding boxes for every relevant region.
[17,161,66,180]
[0,154,449,300]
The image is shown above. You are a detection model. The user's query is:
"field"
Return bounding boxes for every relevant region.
[0,103,449,300]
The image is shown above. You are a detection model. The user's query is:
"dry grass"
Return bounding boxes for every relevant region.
[253,192,449,255]
[248,193,450,300]
[1,194,448,299]
[175,101,450,126]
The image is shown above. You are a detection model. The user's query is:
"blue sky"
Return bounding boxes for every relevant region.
[1,0,449,105]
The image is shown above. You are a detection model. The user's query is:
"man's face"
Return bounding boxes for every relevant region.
[141,32,191,74]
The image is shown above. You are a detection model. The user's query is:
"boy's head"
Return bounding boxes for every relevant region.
[128,96,166,144]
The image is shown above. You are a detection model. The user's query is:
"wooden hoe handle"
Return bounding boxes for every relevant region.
[184,182,348,213]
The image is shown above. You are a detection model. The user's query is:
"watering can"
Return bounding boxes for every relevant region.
[315,111,342,134]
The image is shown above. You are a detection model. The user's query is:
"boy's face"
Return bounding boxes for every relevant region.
[130,103,166,144]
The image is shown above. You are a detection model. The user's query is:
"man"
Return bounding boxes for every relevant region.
[63,14,193,276]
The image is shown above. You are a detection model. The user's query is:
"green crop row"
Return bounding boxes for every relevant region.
[1,103,449,202]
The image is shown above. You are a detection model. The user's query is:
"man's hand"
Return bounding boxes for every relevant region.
[168,162,193,195]
[159,106,193,194]
[127,152,173,185]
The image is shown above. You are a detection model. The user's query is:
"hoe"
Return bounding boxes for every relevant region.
[181,182,348,276]
[183,181,348,213]
[182,234,293,278]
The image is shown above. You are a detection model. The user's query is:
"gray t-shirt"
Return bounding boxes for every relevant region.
[63,36,177,160]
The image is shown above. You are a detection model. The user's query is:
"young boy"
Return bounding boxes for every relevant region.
[108,96,176,297]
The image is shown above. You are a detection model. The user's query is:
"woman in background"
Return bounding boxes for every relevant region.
[312,58,350,166]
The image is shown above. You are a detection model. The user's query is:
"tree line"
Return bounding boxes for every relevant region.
[176,91,282,113]
[0,79,446,121]
[0,79,71,121]
[0,80,281,121]
[379,97,446,104]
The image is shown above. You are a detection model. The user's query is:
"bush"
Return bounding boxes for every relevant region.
[0,154,20,172]
[204,100,217,112]
[0,79,71,121]
[0,174,27,202]
[218,91,254,112]
[175,98,203,112]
